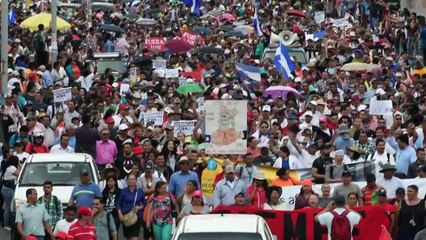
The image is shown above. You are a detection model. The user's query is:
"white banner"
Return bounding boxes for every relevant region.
[314,11,325,24]
[196,97,205,113]
[140,111,164,126]
[369,99,393,115]
[119,83,130,96]
[173,120,197,136]
[278,178,426,210]
[129,67,137,81]
[53,87,72,102]
[205,100,247,154]
[153,59,167,69]
[331,18,349,28]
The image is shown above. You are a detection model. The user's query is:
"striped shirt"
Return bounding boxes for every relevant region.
[68,221,97,240]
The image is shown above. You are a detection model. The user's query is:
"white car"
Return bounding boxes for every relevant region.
[12,153,99,212]
[172,214,277,240]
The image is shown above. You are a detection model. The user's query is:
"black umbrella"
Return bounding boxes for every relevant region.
[99,24,123,33]
[224,30,245,38]
[218,26,234,32]
[192,26,213,36]
[147,8,161,16]
[197,47,225,55]
[124,13,140,21]
[131,56,153,65]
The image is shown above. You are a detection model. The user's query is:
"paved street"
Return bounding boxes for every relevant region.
[0,228,11,240]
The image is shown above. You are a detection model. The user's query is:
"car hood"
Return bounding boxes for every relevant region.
[14,185,73,208]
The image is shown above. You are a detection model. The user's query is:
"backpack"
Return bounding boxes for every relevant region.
[33,33,45,51]
[330,210,352,240]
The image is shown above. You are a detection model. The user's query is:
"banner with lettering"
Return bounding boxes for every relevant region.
[145,37,166,51]
[53,87,72,102]
[140,111,164,126]
[181,31,198,47]
[211,206,390,240]
[205,100,247,155]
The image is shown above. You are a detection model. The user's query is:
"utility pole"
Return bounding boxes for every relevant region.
[51,0,58,62]
[1,0,9,101]
[87,0,92,28]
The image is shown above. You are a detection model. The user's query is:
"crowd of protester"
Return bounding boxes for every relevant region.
[2,0,426,239]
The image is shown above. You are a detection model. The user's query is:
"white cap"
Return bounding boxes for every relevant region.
[335,149,345,156]
[118,124,129,131]
[376,88,386,95]
[294,77,302,83]
[262,105,271,112]
[304,111,313,117]
[395,72,403,77]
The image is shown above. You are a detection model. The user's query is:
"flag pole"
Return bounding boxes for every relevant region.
[1,0,9,101]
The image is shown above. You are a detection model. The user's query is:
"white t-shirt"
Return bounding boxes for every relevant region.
[53,219,78,235]
[376,177,404,199]
[15,152,30,162]
[50,144,75,154]
[317,208,362,240]
[4,166,18,182]
[366,151,396,178]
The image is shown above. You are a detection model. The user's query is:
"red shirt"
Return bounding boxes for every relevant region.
[247,185,267,208]
[361,185,381,206]
[68,221,97,240]
[25,143,49,154]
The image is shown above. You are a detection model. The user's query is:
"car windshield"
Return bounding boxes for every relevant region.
[19,162,93,186]
[96,59,126,74]
[177,233,263,240]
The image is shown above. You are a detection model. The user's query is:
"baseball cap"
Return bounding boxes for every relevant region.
[235,192,245,198]
[377,189,387,197]
[55,231,69,240]
[80,168,89,176]
[105,117,115,124]
[178,156,190,164]
[300,179,313,187]
[118,124,129,131]
[78,207,93,216]
[118,104,130,111]
[192,190,203,198]
[262,105,271,112]
[144,163,154,173]
[341,170,351,177]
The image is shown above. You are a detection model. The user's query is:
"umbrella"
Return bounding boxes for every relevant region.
[99,24,123,33]
[20,13,71,31]
[92,2,115,12]
[131,56,153,65]
[341,62,370,71]
[147,8,161,16]
[217,13,236,22]
[263,86,301,100]
[218,26,234,32]
[287,9,306,18]
[124,13,140,21]
[224,30,245,38]
[234,25,254,35]
[197,47,225,55]
[192,26,213,36]
[176,83,203,94]
[164,39,192,53]
[135,18,157,26]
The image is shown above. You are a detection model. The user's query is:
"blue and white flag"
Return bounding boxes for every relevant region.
[8,8,16,25]
[252,11,263,36]
[181,0,202,16]
[236,63,261,82]
[274,42,296,80]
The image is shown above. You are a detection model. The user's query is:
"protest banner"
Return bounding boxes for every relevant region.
[145,37,166,51]
[181,31,198,47]
[165,69,179,78]
[53,87,72,102]
[369,99,393,115]
[196,97,205,112]
[212,205,391,240]
[173,120,197,136]
[140,111,164,126]
[178,77,186,86]
[152,59,167,69]
[205,100,247,154]
[331,18,349,28]
[119,83,130,96]
[129,67,137,81]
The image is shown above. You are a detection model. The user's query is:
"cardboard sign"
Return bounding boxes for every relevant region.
[173,120,197,136]
[152,59,167,69]
[181,31,198,47]
[140,111,164,126]
[129,67,137,81]
[145,37,166,51]
[53,87,72,102]
[119,83,130,96]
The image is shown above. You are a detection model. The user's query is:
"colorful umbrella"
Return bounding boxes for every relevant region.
[263,86,301,100]
[20,13,71,31]
[164,39,192,53]
[341,62,370,71]
[176,83,203,94]
[287,9,306,18]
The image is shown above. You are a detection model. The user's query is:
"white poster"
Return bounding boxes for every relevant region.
[178,77,186,86]
[153,59,167,69]
[140,111,164,126]
[166,69,179,78]
[120,83,130,96]
[331,18,349,28]
[314,11,325,24]
[369,99,393,115]
[173,120,197,136]
[129,67,137,81]
[53,87,72,102]
[205,100,247,154]
[196,97,205,112]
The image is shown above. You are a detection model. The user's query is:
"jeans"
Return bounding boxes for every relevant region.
[1,187,14,228]
[153,224,172,240]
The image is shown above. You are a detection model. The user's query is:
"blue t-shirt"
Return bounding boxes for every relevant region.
[70,181,102,208]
